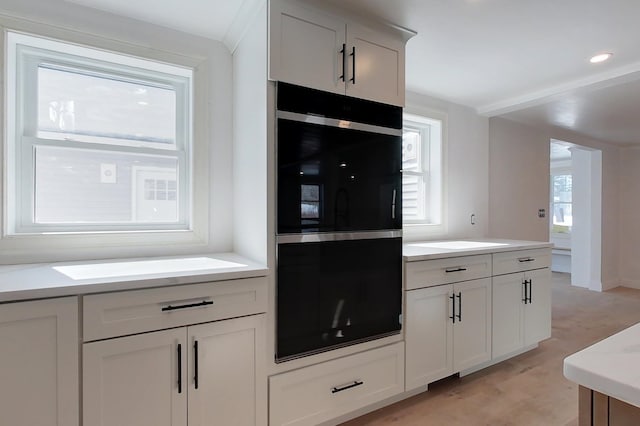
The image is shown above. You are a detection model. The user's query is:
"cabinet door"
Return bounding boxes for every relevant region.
[0,297,78,426]
[453,278,492,372]
[405,284,453,391]
[492,273,525,358]
[346,23,405,106]
[269,0,345,95]
[524,268,552,346]
[188,315,266,426]
[83,328,187,426]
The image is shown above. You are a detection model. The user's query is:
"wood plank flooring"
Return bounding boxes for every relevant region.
[341,273,640,426]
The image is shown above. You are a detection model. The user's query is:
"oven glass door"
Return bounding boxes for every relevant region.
[277,119,402,234]
[276,237,402,361]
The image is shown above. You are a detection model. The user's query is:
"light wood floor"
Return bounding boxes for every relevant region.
[341,273,640,426]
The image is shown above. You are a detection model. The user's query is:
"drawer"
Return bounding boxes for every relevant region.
[405,254,492,290]
[83,276,267,341]
[492,248,551,276]
[269,342,404,426]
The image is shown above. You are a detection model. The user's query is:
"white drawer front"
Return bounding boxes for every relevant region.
[492,249,551,276]
[405,254,492,290]
[83,276,267,341]
[269,342,404,426]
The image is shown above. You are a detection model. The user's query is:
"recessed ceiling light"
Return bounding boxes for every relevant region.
[590,53,612,63]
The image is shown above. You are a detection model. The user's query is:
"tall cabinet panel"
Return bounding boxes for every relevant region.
[83,328,188,426]
[0,297,79,426]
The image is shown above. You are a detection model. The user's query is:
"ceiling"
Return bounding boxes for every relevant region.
[56,0,640,146]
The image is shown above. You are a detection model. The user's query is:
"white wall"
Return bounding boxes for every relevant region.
[619,147,640,289]
[232,3,268,264]
[488,117,550,241]
[488,118,621,290]
[0,0,235,261]
[403,91,489,241]
[571,147,602,291]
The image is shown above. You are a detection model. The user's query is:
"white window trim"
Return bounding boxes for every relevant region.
[1,23,212,264]
[402,108,447,239]
[550,164,572,240]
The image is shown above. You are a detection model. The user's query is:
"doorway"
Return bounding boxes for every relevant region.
[549,139,602,291]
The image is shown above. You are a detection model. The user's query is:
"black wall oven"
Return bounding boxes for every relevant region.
[276,82,403,362]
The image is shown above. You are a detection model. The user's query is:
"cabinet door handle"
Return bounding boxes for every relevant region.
[331,380,364,394]
[445,267,467,273]
[518,257,535,263]
[456,292,462,322]
[522,280,528,304]
[350,46,356,84]
[339,43,346,82]
[527,280,533,304]
[177,343,183,394]
[194,340,199,390]
[162,300,213,312]
[449,293,456,323]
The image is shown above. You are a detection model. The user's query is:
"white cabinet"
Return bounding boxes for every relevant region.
[492,249,552,359]
[405,277,492,391]
[269,342,404,426]
[269,0,407,106]
[492,268,551,358]
[83,277,267,426]
[0,297,79,426]
[188,316,265,426]
[84,328,187,426]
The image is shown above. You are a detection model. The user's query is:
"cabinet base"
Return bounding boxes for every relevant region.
[460,343,539,377]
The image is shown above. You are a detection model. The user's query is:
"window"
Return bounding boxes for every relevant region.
[551,174,572,234]
[6,31,192,234]
[402,113,443,226]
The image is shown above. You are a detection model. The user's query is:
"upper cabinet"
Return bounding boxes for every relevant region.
[268,0,412,106]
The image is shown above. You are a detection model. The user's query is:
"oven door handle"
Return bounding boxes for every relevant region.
[391,189,397,220]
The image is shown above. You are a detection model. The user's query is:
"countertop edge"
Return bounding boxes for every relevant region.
[403,239,553,261]
[0,252,269,303]
[563,323,640,409]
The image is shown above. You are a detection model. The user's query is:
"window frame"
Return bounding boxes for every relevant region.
[0,23,214,264]
[550,168,573,238]
[401,111,445,229]
[6,30,193,234]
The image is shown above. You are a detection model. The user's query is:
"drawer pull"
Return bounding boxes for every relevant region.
[331,380,364,394]
[162,300,213,312]
[518,257,535,263]
[445,267,467,273]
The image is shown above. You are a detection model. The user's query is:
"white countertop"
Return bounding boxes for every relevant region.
[564,322,640,408]
[403,238,553,261]
[0,252,268,302]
